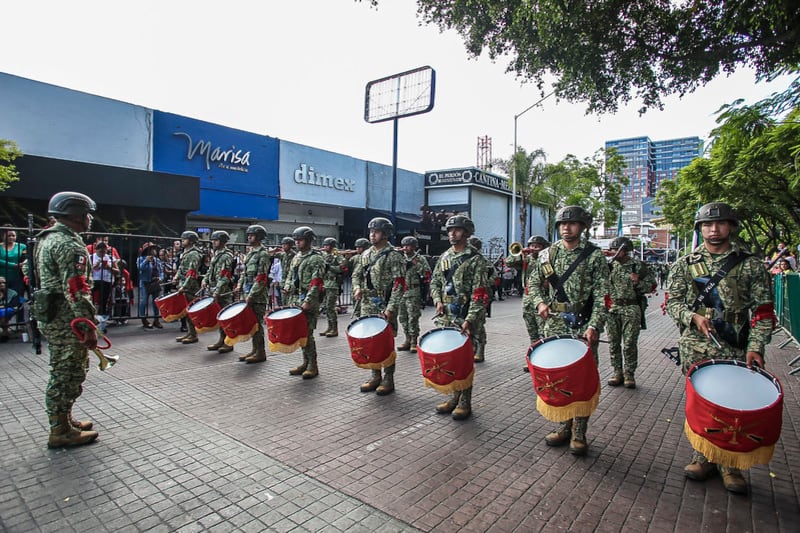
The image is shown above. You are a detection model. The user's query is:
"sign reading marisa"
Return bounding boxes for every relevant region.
[425,168,512,193]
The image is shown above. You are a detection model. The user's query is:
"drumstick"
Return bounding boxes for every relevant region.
[708,331,723,349]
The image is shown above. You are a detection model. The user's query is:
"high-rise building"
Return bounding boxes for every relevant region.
[606,135,703,225]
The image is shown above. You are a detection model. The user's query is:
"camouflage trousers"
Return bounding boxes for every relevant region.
[250,301,267,350]
[606,305,642,373]
[41,324,89,417]
[321,286,340,326]
[678,330,746,376]
[522,299,545,344]
[301,306,319,359]
[398,290,423,341]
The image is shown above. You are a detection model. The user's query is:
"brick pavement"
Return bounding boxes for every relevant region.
[1,296,798,532]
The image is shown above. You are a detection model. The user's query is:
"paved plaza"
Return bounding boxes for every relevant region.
[1,297,799,532]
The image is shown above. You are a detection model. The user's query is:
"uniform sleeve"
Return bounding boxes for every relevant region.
[248,252,272,299]
[385,252,406,313]
[179,250,202,291]
[665,259,694,328]
[430,259,444,305]
[587,251,610,330]
[60,241,96,322]
[351,253,366,292]
[215,253,235,295]
[637,262,657,293]
[527,260,547,311]
[746,257,775,355]
[505,254,522,270]
[304,255,326,305]
[465,257,489,323]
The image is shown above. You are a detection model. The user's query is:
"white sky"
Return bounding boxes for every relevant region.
[1,0,794,174]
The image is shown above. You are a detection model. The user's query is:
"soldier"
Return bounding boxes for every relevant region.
[351,217,406,395]
[274,236,296,307]
[528,205,610,455]
[283,226,326,379]
[518,235,551,345]
[319,237,347,338]
[234,225,273,364]
[397,236,432,353]
[203,230,236,354]
[466,236,491,362]
[429,215,488,419]
[174,231,202,345]
[666,202,773,494]
[34,191,99,447]
[606,236,656,389]
[346,237,370,316]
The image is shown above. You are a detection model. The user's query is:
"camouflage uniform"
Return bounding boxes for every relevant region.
[521,265,547,343]
[274,247,296,307]
[205,246,235,351]
[320,250,346,336]
[527,237,610,450]
[607,256,655,381]
[236,244,273,360]
[398,251,432,351]
[175,244,202,340]
[283,249,326,377]
[35,222,97,425]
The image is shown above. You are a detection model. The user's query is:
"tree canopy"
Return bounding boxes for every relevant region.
[364,0,800,113]
[0,140,21,191]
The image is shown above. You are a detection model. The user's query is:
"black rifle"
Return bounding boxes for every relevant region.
[766,246,789,269]
[26,214,42,354]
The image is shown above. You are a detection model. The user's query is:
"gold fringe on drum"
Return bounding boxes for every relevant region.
[684,420,776,470]
[223,323,259,346]
[422,369,474,395]
[268,337,308,354]
[535,384,600,423]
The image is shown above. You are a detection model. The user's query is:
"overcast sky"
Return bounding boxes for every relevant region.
[1,0,794,174]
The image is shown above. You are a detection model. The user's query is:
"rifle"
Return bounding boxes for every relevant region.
[26,214,43,354]
[766,246,790,269]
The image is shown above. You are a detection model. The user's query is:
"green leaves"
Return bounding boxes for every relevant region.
[0,139,22,192]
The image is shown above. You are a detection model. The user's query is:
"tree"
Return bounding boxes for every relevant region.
[364,0,800,113]
[492,146,546,242]
[0,139,22,191]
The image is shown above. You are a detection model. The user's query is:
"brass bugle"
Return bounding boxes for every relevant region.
[509,242,536,256]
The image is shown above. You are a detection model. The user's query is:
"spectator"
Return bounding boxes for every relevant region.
[87,235,120,260]
[90,242,118,317]
[502,263,516,296]
[1,224,27,299]
[0,276,21,342]
[771,258,794,275]
[138,243,163,328]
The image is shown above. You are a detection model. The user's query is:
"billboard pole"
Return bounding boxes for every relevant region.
[391,117,399,233]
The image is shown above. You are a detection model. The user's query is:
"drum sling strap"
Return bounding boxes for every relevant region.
[365,247,392,292]
[545,244,597,304]
[442,249,475,319]
[689,252,748,313]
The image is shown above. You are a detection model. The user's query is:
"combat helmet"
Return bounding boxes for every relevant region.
[555,205,592,228]
[322,237,338,247]
[368,217,394,237]
[245,224,268,240]
[181,230,199,243]
[610,236,633,251]
[694,202,739,230]
[292,226,316,242]
[281,236,295,246]
[210,230,230,244]
[468,236,482,249]
[445,215,475,235]
[354,238,370,249]
[527,235,550,247]
[48,191,96,217]
[401,236,419,249]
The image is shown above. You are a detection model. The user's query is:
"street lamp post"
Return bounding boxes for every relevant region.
[512,91,554,245]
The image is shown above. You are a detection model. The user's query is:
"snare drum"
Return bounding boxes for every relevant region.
[187,297,221,333]
[685,359,783,469]
[417,328,474,394]
[265,306,308,353]
[346,315,396,369]
[526,335,600,422]
[154,291,188,323]
[217,302,258,346]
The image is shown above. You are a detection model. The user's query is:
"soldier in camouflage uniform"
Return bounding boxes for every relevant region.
[397,236,432,353]
[319,237,347,338]
[666,202,774,495]
[430,215,489,419]
[203,230,236,354]
[528,205,610,455]
[235,224,273,364]
[346,238,370,317]
[606,236,656,389]
[351,217,406,395]
[274,236,296,307]
[466,236,491,362]
[283,226,326,379]
[34,192,100,448]
[174,231,203,345]
[519,235,550,345]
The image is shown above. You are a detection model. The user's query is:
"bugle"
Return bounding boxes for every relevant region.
[509,242,535,256]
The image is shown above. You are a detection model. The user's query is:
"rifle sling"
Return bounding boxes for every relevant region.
[545,244,596,304]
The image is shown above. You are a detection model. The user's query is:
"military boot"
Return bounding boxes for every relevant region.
[360,370,382,392]
[175,333,189,342]
[376,365,395,395]
[239,341,257,362]
[410,337,418,353]
[684,452,716,481]
[319,322,332,337]
[70,412,93,431]
[217,343,233,354]
[302,352,319,379]
[452,387,472,420]
[245,336,267,363]
[545,419,573,447]
[207,331,226,351]
[325,323,338,338]
[570,417,589,455]
[289,353,309,376]
[473,348,485,363]
[182,322,198,344]
[719,466,748,494]
[397,336,411,351]
[435,391,461,414]
[608,370,624,387]
[48,414,98,448]
[623,371,636,389]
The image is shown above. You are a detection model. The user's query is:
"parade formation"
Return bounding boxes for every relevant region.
[28,192,784,499]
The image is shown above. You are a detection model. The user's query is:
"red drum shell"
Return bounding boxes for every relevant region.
[265,307,308,353]
[154,291,188,323]
[526,335,600,422]
[346,315,396,370]
[685,359,783,470]
[217,302,258,346]
[417,327,474,394]
[187,297,221,333]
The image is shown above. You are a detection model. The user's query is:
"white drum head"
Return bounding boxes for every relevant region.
[219,302,247,320]
[188,297,215,311]
[529,338,587,369]
[419,329,468,354]
[348,317,388,339]
[269,307,302,320]
[691,364,780,410]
